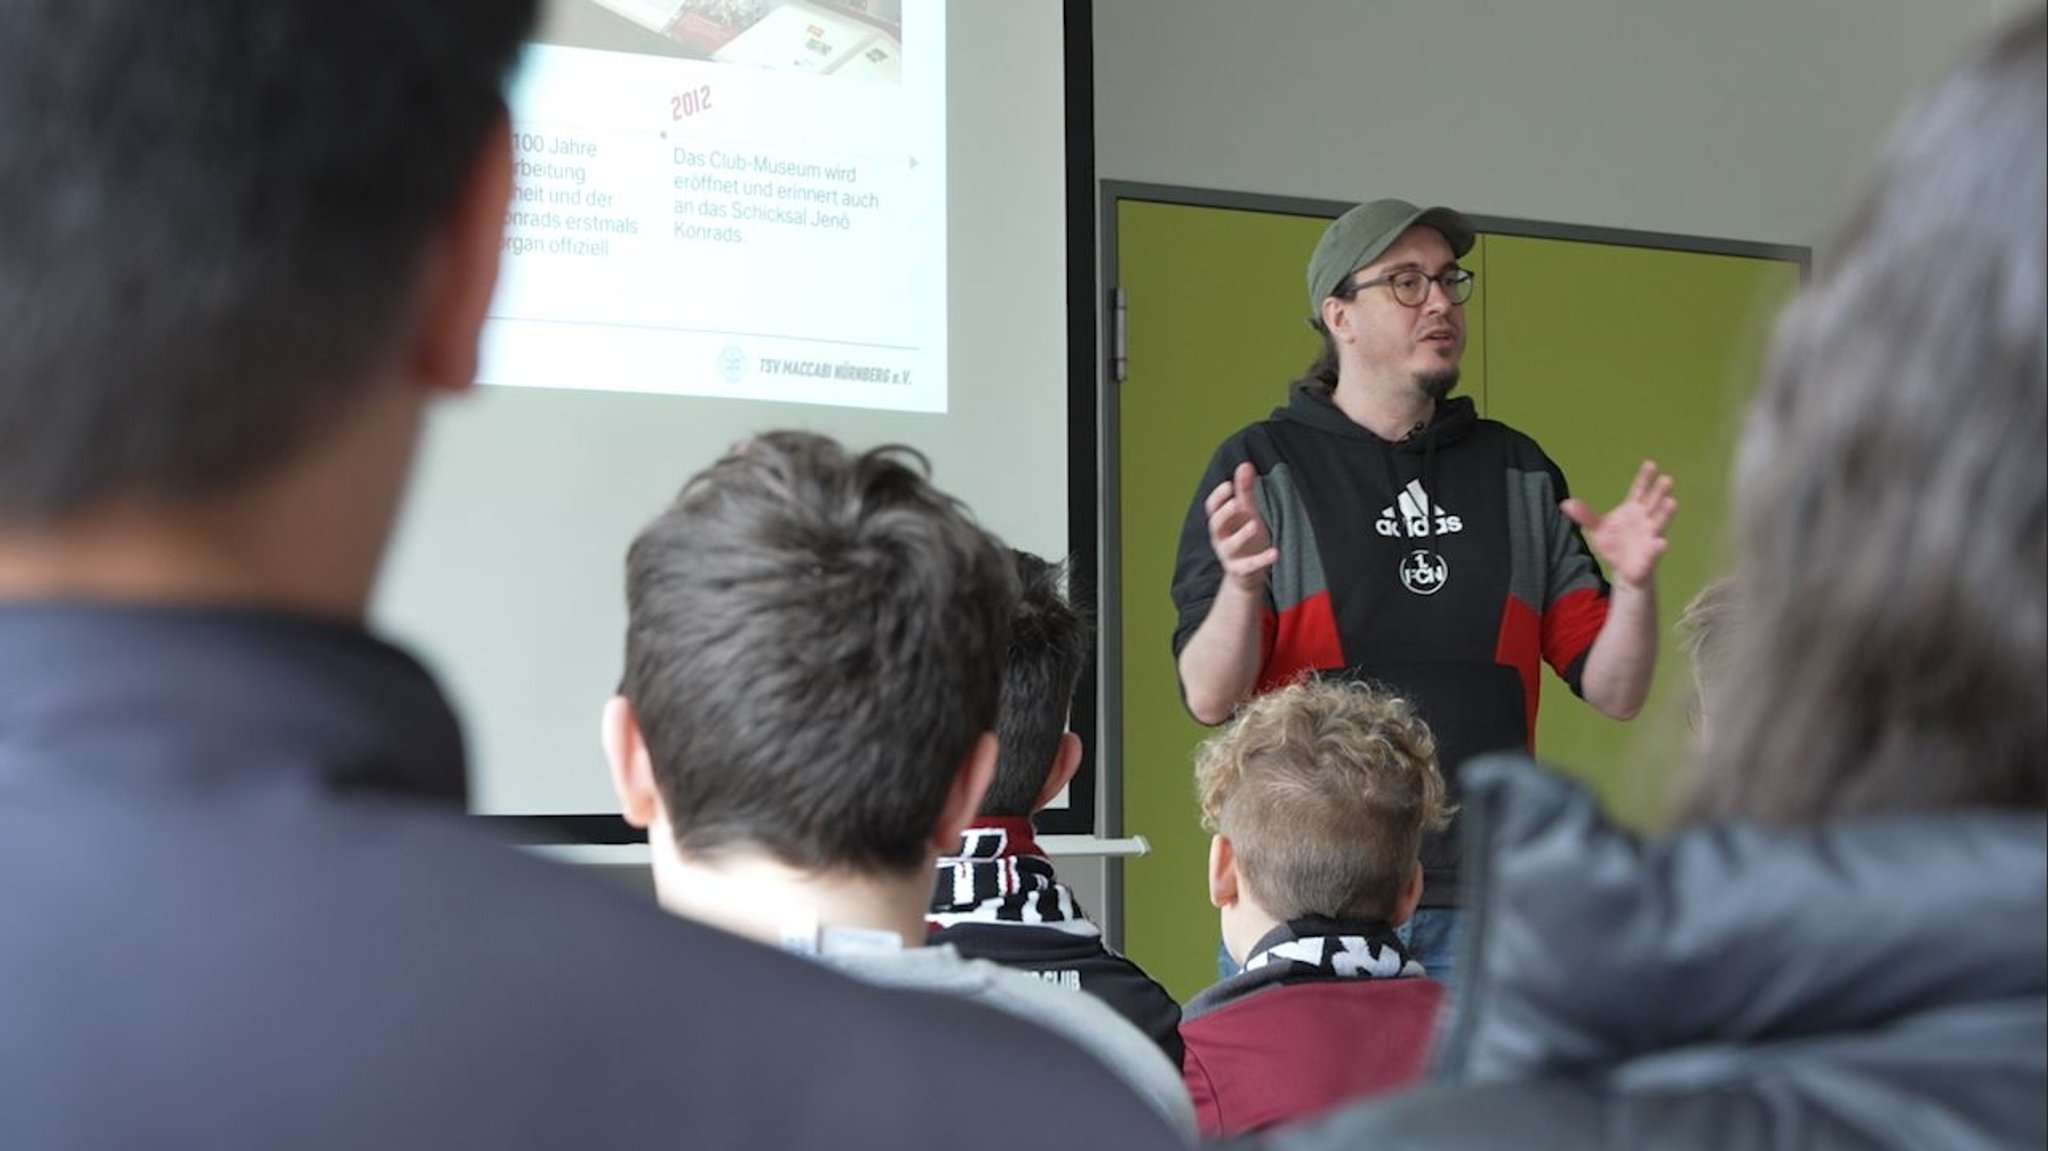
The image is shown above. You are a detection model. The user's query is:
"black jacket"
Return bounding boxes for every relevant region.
[929,919,1185,1066]
[0,605,1185,1151]
[1263,757,2048,1151]
[927,817,1184,1065]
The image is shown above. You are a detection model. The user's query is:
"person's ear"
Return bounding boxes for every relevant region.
[1320,292,1354,342]
[1207,834,1240,909]
[405,113,514,396]
[601,695,662,830]
[933,732,998,851]
[1392,858,1425,928]
[1030,731,1085,813]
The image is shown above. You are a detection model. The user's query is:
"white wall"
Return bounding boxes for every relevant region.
[1093,0,2030,247]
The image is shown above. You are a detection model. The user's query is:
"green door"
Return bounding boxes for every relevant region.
[1480,236,1800,819]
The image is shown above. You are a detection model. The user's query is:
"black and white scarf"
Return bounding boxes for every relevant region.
[926,817,1099,938]
[1242,915,1422,980]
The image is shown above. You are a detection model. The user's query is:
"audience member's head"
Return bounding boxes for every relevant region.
[605,431,1017,887]
[0,2,527,612]
[980,549,1093,818]
[598,436,1203,1134]
[1682,9,2047,826]
[1675,576,1735,743]
[1196,679,1451,965]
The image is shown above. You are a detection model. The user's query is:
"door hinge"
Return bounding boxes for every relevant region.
[1111,287,1128,384]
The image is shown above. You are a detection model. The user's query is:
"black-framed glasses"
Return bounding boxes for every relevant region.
[1345,267,1476,307]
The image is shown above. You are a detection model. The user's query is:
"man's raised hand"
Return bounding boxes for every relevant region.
[1561,460,1676,590]
[1206,462,1279,590]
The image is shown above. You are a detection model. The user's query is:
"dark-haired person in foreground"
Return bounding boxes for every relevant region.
[602,433,1196,1137]
[1261,11,2047,1151]
[927,549,1185,1065]
[0,6,1185,1148]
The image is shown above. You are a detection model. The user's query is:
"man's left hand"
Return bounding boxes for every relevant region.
[1561,461,1676,590]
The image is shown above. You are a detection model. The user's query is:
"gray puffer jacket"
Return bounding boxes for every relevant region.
[1262,756,2047,1151]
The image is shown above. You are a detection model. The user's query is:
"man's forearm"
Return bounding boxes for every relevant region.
[1579,580,1658,720]
[1176,581,1267,726]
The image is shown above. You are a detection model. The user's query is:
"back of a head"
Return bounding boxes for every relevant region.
[0,0,534,520]
[982,549,1092,816]
[1676,576,1735,734]
[621,431,1018,873]
[1196,679,1451,921]
[1686,11,2048,825]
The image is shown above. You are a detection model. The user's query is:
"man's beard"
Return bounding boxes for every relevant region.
[1416,368,1460,402]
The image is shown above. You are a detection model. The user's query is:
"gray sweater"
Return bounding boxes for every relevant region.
[828,943,1198,1141]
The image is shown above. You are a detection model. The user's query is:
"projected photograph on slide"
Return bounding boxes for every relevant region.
[482,0,944,412]
[543,1,905,83]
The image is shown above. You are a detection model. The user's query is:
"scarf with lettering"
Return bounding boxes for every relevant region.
[926,816,1099,938]
[1242,915,1422,980]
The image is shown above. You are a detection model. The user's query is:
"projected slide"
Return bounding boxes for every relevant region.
[479,0,947,412]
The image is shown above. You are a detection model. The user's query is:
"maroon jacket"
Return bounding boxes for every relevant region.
[1179,921,1444,1137]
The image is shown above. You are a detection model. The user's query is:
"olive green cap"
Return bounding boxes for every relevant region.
[1306,199,1476,315]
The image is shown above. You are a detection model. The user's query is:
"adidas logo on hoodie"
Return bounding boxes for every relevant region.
[1375,480,1464,538]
